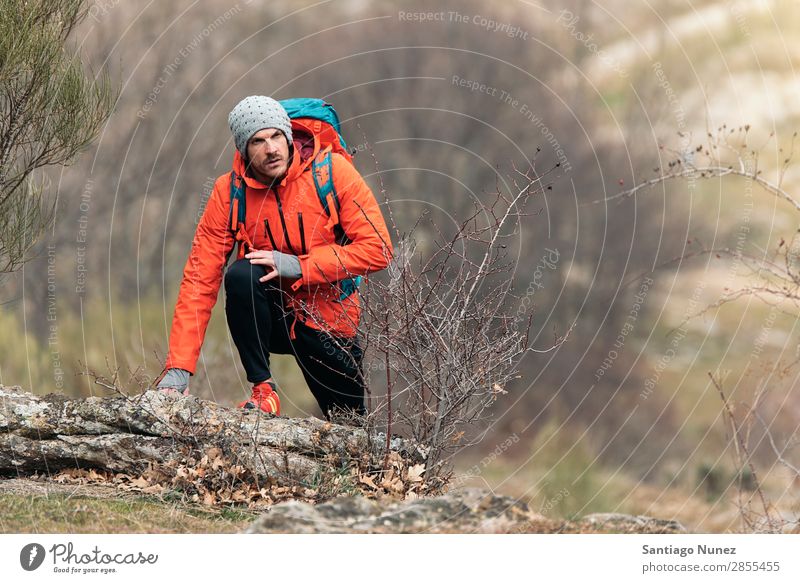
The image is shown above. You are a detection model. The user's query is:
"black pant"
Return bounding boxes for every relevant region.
[224,258,366,418]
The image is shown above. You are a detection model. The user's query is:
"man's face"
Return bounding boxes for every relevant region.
[246,128,290,183]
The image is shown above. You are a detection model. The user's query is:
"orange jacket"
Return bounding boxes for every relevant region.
[165,124,393,375]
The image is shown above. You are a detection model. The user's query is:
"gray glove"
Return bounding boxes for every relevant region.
[156,368,190,394]
[273,250,302,279]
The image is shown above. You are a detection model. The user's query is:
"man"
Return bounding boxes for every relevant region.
[156,96,393,418]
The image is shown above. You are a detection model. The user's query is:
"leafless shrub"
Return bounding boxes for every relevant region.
[325,152,574,485]
[599,124,800,531]
[708,372,784,532]
[602,124,800,321]
[601,124,797,210]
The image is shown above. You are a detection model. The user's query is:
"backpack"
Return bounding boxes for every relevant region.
[227,98,362,301]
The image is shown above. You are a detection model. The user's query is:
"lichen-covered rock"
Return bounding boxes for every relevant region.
[578,512,687,533]
[244,488,547,533]
[243,490,691,534]
[0,385,425,489]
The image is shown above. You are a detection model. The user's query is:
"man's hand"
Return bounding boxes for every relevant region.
[156,368,190,395]
[246,249,301,282]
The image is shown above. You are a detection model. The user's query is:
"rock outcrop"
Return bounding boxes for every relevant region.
[578,512,686,533]
[245,488,688,534]
[1,386,689,534]
[0,385,425,489]
[245,488,546,533]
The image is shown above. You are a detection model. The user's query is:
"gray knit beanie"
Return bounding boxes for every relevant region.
[228,96,293,157]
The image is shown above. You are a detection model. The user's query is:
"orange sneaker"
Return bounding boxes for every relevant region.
[238,379,280,415]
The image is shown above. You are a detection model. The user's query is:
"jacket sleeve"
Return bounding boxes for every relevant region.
[165,177,234,375]
[293,154,393,289]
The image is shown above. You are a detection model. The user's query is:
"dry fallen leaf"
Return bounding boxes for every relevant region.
[130,476,150,489]
[359,474,378,489]
[406,464,425,482]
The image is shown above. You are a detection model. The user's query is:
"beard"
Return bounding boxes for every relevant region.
[246,149,292,185]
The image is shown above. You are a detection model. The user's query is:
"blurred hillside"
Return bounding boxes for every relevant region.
[1,0,799,531]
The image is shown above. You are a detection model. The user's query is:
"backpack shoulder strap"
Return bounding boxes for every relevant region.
[228,171,246,232]
[228,171,252,259]
[310,149,362,300]
[311,147,339,217]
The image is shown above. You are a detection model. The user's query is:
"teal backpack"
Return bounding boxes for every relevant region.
[228,98,362,301]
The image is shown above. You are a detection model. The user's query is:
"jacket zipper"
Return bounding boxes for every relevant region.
[272,188,298,255]
[297,212,307,255]
[264,219,286,312]
[263,218,278,250]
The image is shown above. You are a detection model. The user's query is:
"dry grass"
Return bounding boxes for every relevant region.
[0,478,256,534]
